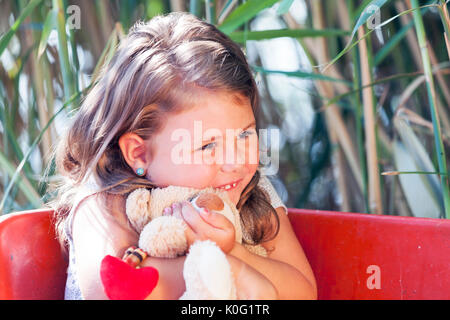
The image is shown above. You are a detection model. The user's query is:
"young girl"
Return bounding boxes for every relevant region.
[48,12,316,300]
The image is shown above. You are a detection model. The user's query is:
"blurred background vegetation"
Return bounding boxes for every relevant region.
[0,0,449,219]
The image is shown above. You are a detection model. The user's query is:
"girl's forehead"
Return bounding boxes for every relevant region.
[167,90,255,129]
[182,88,250,108]
[148,90,256,153]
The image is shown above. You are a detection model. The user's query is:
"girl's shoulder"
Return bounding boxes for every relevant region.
[70,175,129,226]
[67,189,137,300]
[70,189,138,260]
[73,190,131,233]
[258,174,288,213]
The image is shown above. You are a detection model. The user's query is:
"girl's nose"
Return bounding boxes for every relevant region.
[220,161,241,173]
[220,140,246,172]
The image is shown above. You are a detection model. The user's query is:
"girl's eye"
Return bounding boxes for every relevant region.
[239,129,256,139]
[201,142,216,151]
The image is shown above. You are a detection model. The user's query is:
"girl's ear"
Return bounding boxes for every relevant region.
[118,133,150,173]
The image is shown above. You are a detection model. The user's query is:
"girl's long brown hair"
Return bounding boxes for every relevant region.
[47,12,279,248]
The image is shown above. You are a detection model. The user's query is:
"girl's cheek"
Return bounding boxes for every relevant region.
[202,149,217,166]
[247,135,259,166]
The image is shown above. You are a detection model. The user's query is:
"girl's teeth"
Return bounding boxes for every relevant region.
[221,183,237,190]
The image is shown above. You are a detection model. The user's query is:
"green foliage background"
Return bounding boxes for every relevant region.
[0,0,449,218]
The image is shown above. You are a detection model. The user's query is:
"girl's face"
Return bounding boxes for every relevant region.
[145,90,259,205]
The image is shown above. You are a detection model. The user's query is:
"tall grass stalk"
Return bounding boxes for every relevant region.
[401,1,450,134]
[304,3,365,194]
[357,26,383,214]
[189,0,202,17]
[205,0,216,24]
[52,0,76,105]
[0,0,42,56]
[310,1,362,211]
[345,0,369,213]
[0,90,84,213]
[437,0,450,59]
[410,0,450,219]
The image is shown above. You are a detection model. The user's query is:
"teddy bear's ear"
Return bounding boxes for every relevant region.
[126,188,152,232]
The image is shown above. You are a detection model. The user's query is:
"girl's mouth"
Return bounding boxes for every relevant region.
[216,179,242,191]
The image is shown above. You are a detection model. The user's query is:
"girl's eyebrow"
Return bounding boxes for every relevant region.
[202,121,256,143]
[201,121,257,142]
[243,121,256,130]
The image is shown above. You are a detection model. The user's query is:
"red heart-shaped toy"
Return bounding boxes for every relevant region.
[100,255,159,300]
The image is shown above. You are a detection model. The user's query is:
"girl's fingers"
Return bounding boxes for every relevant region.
[180,201,211,233]
[179,201,236,253]
[197,207,234,230]
[171,202,183,220]
[163,206,172,216]
[167,201,231,232]
[168,202,200,246]
[183,224,198,246]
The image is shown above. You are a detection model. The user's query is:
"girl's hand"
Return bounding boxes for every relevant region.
[164,201,236,253]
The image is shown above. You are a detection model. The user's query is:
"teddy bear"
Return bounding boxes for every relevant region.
[126,185,243,299]
[100,185,268,299]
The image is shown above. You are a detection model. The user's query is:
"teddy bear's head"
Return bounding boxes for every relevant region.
[125,185,243,245]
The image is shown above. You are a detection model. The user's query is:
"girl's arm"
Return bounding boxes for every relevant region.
[140,251,277,300]
[145,201,278,300]
[230,207,317,300]
[71,194,138,299]
[72,193,191,300]
[175,201,317,299]
[72,193,192,300]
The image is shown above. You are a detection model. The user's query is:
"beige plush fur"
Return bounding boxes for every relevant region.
[125,186,242,299]
[180,240,237,300]
[126,186,243,241]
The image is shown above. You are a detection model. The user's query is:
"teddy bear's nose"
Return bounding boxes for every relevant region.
[195,193,224,211]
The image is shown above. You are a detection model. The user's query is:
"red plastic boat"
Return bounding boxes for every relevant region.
[0,208,449,299]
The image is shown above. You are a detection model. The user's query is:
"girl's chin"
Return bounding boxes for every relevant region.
[227,190,243,207]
